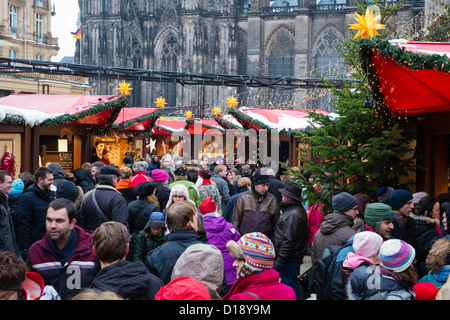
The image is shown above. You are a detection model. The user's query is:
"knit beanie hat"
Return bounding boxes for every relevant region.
[199,197,217,215]
[250,171,270,186]
[135,181,157,197]
[364,203,395,232]
[380,239,415,273]
[152,169,169,182]
[132,160,149,172]
[10,179,24,194]
[174,166,187,177]
[413,191,429,205]
[353,231,383,258]
[198,168,212,180]
[56,180,80,203]
[389,189,413,210]
[160,154,174,170]
[226,232,275,278]
[332,192,357,213]
[414,282,438,300]
[154,276,211,300]
[377,186,394,205]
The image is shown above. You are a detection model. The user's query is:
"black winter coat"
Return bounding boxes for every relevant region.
[17,183,56,252]
[128,198,160,234]
[73,168,95,194]
[413,214,450,278]
[0,190,17,252]
[273,201,308,264]
[145,230,204,285]
[77,185,129,231]
[91,260,163,300]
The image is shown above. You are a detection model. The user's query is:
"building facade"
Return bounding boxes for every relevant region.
[0,0,90,96]
[76,0,424,114]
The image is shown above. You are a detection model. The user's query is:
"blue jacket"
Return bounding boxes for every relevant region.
[145,230,203,285]
[17,183,56,252]
[419,265,450,288]
[347,264,415,300]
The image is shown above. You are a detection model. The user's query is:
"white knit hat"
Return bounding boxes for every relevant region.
[380,239,416,273]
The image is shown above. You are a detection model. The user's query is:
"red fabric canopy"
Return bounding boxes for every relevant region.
[152,120,186,135]
[185,119,225,134]
[151,118,225,135]
[113,107,160,131]
[370,41,450,115]
[229,107,329,132]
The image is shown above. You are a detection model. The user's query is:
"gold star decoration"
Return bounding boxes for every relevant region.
[155,96,167,108]
[213,106,222,115]
[349,7,386,39]
[117,80,133,95]
[185,111,193,119]
[226,96,239,108]
[159,116,166,121]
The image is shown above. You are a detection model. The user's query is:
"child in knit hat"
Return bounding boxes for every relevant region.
[346,239,417,300]
[223,232,296,300]
[341,231,383,296]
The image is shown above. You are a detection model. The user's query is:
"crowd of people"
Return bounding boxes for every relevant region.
[1,152,450,301]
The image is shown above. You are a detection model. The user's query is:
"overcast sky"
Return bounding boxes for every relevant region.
[51,0,79,62]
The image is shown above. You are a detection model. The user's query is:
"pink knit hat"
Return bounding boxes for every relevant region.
[352,231,383,258]
[152,169,169,182]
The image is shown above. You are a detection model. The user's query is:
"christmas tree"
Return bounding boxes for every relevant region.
[285,0,416,214]
[424,1,450,42]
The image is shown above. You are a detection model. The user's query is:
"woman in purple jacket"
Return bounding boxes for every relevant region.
[199,197,241,291]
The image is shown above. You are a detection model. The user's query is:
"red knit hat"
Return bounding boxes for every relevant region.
[154,276,211,300]
[199,197,216,215]
[414,282,438,300]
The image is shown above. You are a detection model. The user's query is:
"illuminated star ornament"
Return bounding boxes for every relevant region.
[349,7,386,39]
[147,138,156,152]
[155,96,167,108]
[185,111,193,119]
[226,96,239,108]
[213,106,222,115]
[117,80,133,95]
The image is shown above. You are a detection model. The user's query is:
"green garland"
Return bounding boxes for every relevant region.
[358,38,450,118]
[358,38,450,73]
[112,108,162,133]
[152,124,180,134]
[184,118,225,133]
[87,97,128,135]
[0,97,129,131]
[228,108,272,131]
[213,115,242,131]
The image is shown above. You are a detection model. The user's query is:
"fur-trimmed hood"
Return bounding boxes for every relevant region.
[226,240,245,260]
[410,213,440,227]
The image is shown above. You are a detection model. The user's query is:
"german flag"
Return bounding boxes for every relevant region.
[71,29,81,40]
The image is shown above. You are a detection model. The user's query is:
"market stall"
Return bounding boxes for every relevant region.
[91,107,162,166]
[225,107,331,167]
[359,38,450,194]
[0,94,127,174]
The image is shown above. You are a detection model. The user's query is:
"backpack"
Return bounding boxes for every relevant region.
[313,239,354,300]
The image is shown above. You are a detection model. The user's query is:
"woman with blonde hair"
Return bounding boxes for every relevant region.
[116,166,136,204]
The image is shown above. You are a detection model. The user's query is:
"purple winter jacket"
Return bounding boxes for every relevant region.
[202,212,241,286]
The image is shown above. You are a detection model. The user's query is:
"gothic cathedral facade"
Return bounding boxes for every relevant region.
[76,0,424,115]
